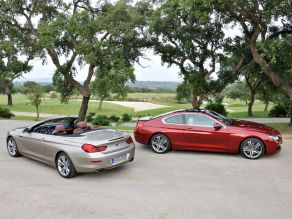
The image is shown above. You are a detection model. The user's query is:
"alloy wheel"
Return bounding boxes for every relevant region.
[57,155,71,177]
[7,137,20,157]
[151,135,170,153]
[242,139,264,159]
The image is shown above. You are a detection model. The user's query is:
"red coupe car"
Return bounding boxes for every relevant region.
[134,109,282,159]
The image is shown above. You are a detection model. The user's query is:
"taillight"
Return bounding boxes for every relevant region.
[81,144,107,153]
[126,137,133,144]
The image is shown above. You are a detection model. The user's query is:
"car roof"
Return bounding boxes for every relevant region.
[150,108,210,120]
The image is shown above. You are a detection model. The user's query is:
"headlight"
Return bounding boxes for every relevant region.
[269,135,279,141]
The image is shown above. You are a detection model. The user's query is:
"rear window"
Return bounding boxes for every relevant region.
[164,115,185,124]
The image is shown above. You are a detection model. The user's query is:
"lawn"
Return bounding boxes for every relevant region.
[264,123,292,140]
[0,94,134,117]
[125,92,176,103]
[0,93,279,120]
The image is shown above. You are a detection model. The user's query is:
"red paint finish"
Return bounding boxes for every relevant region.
[134,111,282,156]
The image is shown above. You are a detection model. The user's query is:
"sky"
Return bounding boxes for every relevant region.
[18,50,183,83]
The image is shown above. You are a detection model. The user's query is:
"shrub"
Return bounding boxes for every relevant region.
[122,113,132,122]
[86,112,96,123]
[92,115,110,126]
[109,115,120,122]
[49,91,58,98]
[205,103,228,116]
[269,105,288,117]
[0,108,15,119]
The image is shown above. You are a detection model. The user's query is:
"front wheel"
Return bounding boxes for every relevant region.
[56,152,77,178]
[240,138,265,159]
[7,137,21,157]
[150,134,171,154]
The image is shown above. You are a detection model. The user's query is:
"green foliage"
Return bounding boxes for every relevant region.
[0,108,14,119]
[109,115,120,123]
[1,0,152,119]
[122,113,132,122]
[205,103,228,116]
[150,0,234,107]
[86,112,96,123]
[90,58,135,109]
[22,81,44,118]
[176,81,192,103]
[225,82,249,103]
[92,115,110,126]
[269,105,289,117]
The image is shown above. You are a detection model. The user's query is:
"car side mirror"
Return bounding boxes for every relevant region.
[213,123,222,130]
[23,127,31,133]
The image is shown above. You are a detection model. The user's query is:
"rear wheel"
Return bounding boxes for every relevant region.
[7,137,21,157]
[150,134,171,154]
[56,152,77,178]
[240,138,265,159]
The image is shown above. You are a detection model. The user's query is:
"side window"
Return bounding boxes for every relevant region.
[164,115,185,124]
[185,114,216,127]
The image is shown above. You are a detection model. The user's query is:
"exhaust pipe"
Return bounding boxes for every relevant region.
[96,168,105,173]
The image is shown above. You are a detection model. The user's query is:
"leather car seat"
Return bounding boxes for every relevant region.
[54,125,67,135]
[73,121,89,134]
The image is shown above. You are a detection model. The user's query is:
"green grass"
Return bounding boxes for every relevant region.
[12,116,46,121]
[102,126,134,132]
[264,123,292,140]
[125,92,176,103]
[0,93,279,119]
[0,94,134,117]
[225,98,274,118]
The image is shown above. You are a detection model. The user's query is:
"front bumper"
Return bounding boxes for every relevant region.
[71,143,135,173]
[265,139,282,155]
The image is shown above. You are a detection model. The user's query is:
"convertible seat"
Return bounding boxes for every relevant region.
[73,121,90,134]
[54,125,67,135]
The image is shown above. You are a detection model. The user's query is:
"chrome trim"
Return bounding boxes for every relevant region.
[161,112,225,128]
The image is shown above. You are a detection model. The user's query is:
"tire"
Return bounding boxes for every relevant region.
[7,137,21,157]
[240,138,265,159]
[150,134,171,154]
[56,152,77,178]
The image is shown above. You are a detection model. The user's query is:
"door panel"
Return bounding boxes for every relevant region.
[18,132,47,159]
[161,114,187,149]
[183,114,229,150]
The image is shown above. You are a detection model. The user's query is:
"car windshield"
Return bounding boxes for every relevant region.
[207,111,234,126]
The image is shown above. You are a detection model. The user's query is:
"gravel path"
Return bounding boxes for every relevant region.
[104,101,170,112]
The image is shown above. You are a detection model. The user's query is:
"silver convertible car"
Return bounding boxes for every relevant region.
[6,117,135,178]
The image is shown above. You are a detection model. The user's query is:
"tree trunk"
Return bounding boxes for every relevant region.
[290,100,292,126]
[248,90,256,116]
[5,86,12,106]
[264,100,269,112]
[191,96,203,109]
[98,96,105,111]
[78,95,90,121]
[250,26,292,105]
[36,106,39,118]
[7,93,12,106]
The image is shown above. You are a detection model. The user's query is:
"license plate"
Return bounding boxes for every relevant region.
[110,154,128,165]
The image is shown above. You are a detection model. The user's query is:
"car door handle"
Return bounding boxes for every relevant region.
[186,127,193,131]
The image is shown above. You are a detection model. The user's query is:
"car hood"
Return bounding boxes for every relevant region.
[64,129,127,145]
[232,120,279,135]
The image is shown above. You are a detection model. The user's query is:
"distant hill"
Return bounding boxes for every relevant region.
[127,81,179,90]
[14,77,52,84]
[14,79,180,90]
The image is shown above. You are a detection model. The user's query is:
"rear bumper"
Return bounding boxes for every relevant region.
[134,129,150,145]
[71,143,135,173]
